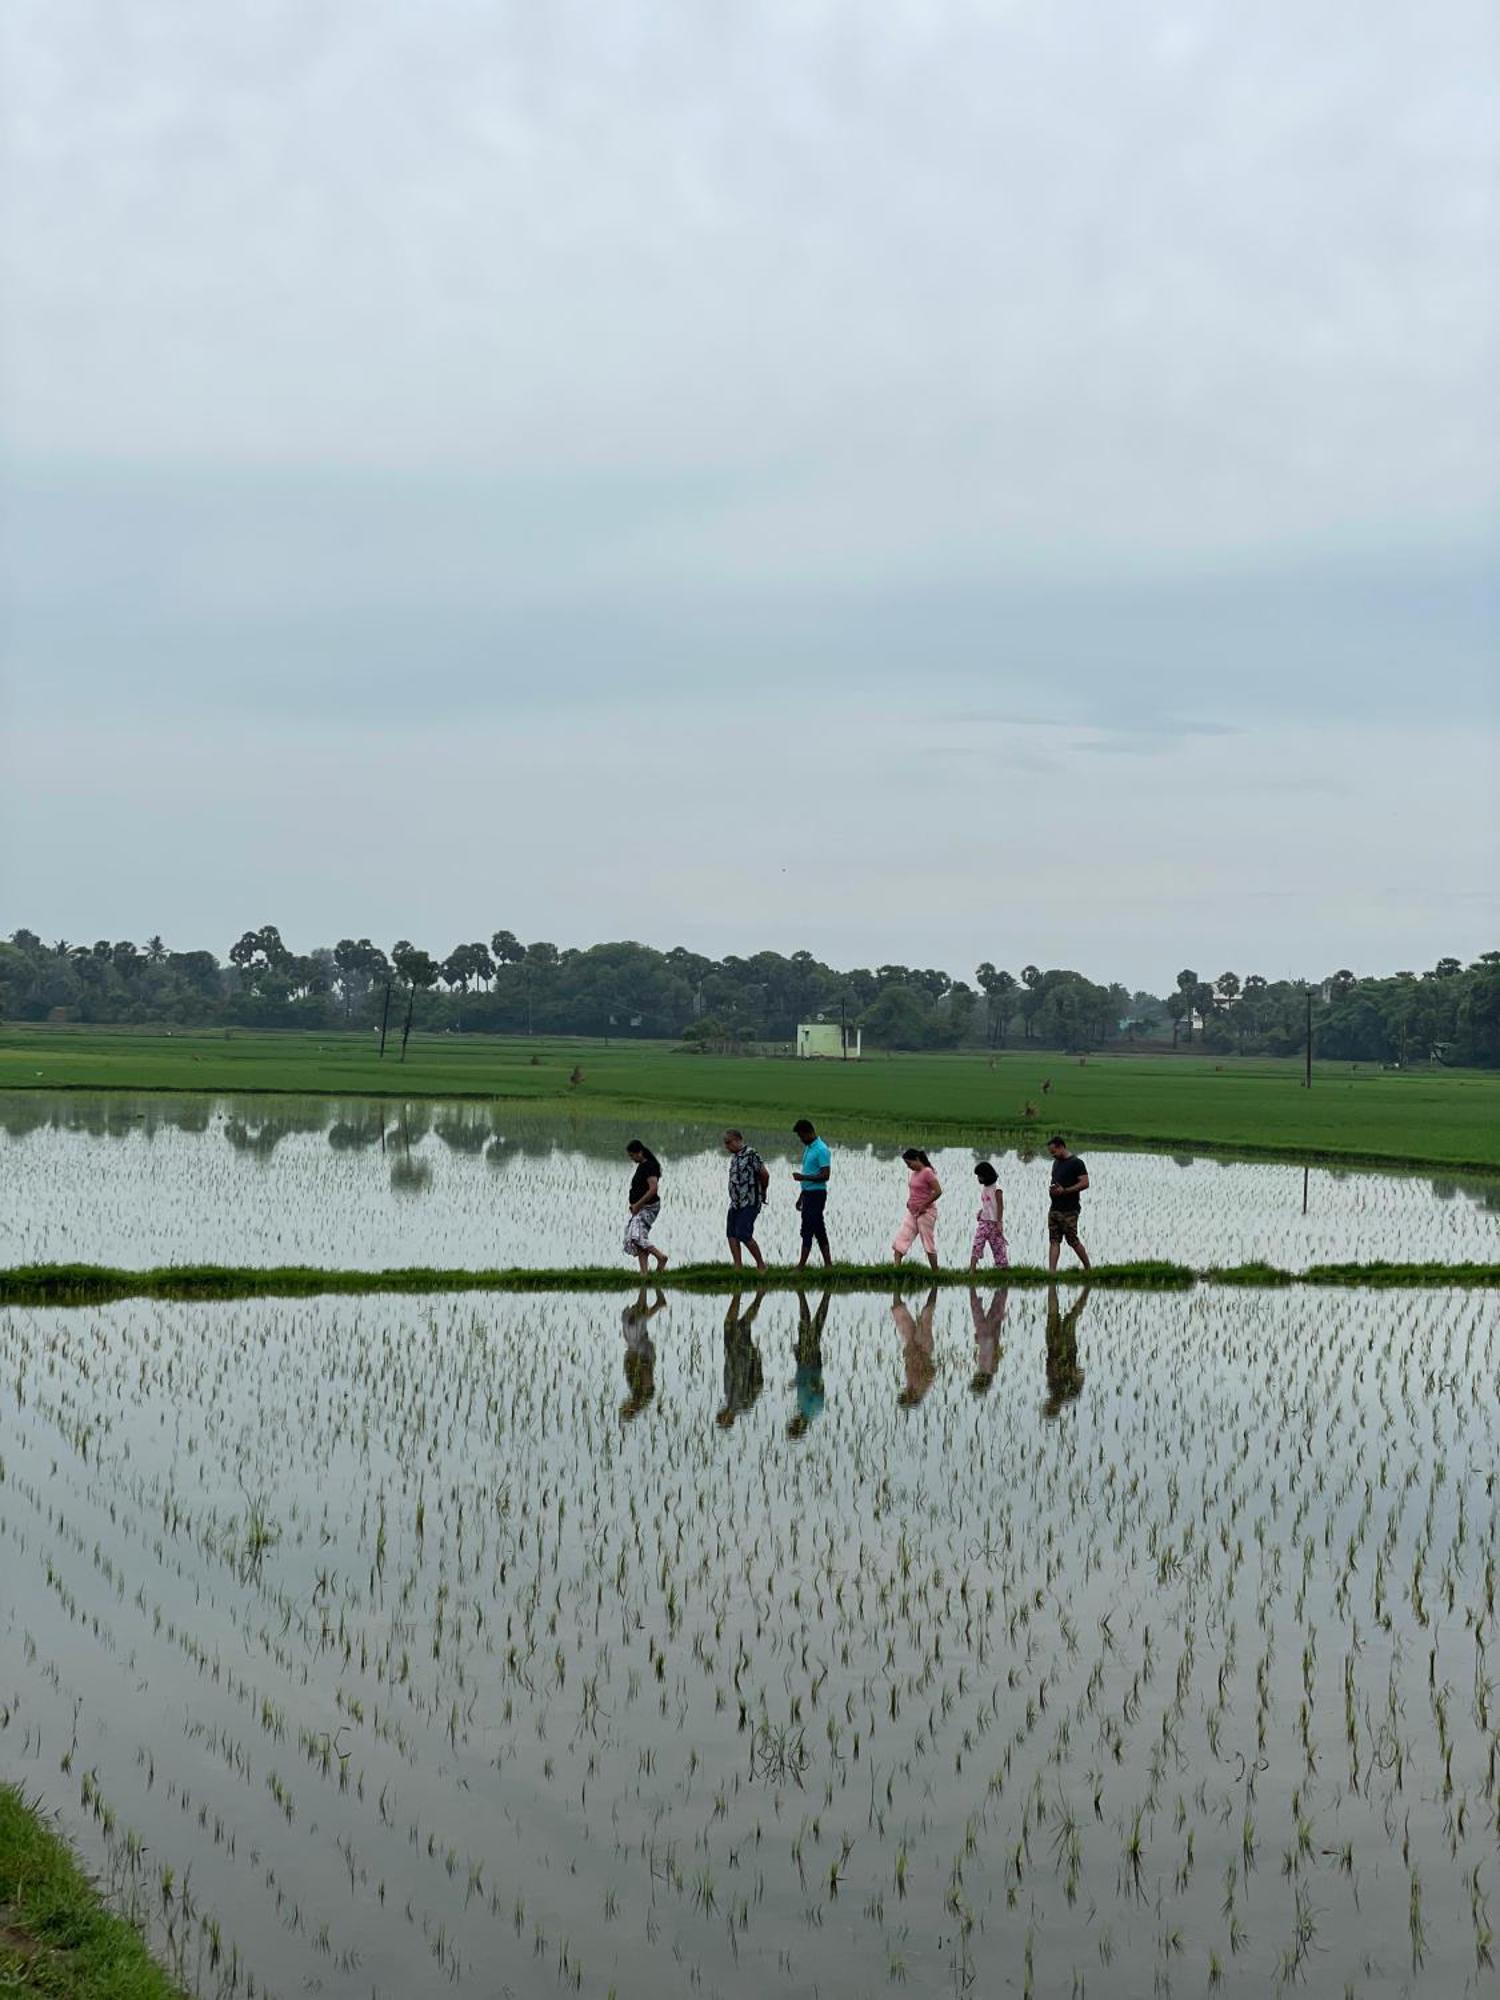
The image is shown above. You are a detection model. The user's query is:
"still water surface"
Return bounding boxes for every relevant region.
[1,1285,1493,1997]
[4,1090,1497,1270]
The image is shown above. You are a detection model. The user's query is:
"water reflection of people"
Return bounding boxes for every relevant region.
[620,1289,667,1421]
[892,1287,938,1409]
[787,1291,830,1439]
[968,1286,1009,1394]
[717,1290,767,1429]
[1042,1283,1089,1419]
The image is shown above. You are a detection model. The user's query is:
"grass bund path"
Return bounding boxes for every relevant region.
[3,1258,1497,1308]
[3,1025,1499,1172]
[0,1785,189,2000]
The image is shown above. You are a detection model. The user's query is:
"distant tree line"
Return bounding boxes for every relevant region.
[2,927,1497,1065]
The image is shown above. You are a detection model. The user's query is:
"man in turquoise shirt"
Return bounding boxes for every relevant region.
[792,1118,832,1268]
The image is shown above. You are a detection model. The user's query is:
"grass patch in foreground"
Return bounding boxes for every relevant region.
[0,1785,187,1999]
[2,1259,1497,1308]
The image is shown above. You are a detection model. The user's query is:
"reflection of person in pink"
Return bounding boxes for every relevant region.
[892,1148,942,1269]
[969,1286,1009,1394]
[969,1162,1009,1270]
[892,1287,938,1407]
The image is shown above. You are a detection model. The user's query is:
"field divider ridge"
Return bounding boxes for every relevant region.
[2,1259,1497,1307]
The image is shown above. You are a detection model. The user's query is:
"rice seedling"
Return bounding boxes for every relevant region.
[0,1275,1494,1995]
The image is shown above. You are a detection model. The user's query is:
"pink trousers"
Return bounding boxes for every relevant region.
[970,1220,1009,1267]
[893,1206,938,1256]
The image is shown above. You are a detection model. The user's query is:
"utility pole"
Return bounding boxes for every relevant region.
[840,993,848,1059]
[1304,985,1313,1089]
[377,981,392,1058]
[400,983,415,1063]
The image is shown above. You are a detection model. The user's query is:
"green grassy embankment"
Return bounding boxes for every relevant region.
[0,1786,187,1999]
[2,1260,1496,1308]
[3,1027,1498,1172]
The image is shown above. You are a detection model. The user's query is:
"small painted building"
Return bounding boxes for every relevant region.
[796,1021,862,1059]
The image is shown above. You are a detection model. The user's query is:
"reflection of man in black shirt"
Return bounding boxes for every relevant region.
[1045,1135,1092,1272]
[717,1291,766,1429]
[1043,1283,1088,1419]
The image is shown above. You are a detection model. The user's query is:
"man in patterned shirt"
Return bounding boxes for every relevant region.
[722,1129,770,1271]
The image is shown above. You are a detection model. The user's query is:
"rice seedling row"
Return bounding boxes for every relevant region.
[1,1285,1495,1996]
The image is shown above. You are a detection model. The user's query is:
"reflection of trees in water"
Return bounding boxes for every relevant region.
[222,1101,330,1159]
[0,1098,51,1140]
[328,1118,387,1151]
[0,1092,217,1140]
[432,1108,497,1156]
[389,1155,434,1196]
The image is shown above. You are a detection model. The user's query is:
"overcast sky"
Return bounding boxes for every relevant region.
[2,0,1496,989]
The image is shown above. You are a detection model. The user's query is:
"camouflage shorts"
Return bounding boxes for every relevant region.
[1047,1206,1083,1244]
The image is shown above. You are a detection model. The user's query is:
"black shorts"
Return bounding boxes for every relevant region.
[726,1204,761,1243]
[799,1190,828,1243]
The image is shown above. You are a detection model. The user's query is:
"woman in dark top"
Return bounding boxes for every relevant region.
[623,1139,669,1274]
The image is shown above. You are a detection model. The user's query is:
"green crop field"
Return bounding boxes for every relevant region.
[2,1025,1496,1171]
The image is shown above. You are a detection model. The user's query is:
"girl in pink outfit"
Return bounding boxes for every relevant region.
[892,1147,942,1269]
[969,1161,1009,1270]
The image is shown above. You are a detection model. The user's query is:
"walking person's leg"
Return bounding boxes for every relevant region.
[1047,1209,1063,1274]
[892,1210,918,1265]
[1065,1219,1090,1271]
[803,1191,831,1267]
[917,1207,938,1272]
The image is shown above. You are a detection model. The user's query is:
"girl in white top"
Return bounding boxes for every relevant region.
[970,1162,1009,1269]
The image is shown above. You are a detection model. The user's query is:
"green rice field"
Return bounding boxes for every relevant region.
[2,1283,1495,1997]
[4,1062,1496,1998]
[2,1027,1497,1170]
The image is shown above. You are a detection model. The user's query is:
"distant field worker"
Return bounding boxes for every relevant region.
[892,1147,942,1269]
[1045,1134,1091,1272]
[722,1129,770,1272]
[623,1139,669,1275]
[792,1118,832,1268]
[970,1161,1009,1270]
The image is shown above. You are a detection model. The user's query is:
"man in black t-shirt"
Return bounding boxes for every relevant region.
[1045,1135,1092,1272]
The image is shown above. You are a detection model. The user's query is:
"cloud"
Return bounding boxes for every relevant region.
[0,1,1496,971]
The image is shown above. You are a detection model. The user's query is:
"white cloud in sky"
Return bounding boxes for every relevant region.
[0,0,1496,978]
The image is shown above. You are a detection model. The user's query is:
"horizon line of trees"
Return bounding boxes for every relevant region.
[2,926,1497,1066]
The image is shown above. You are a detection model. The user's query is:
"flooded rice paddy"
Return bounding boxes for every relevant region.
[2,1283,1496,1997]
[4,1091,1498,1272]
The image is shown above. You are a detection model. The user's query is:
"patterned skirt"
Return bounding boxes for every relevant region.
[624,1201,662,1255]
